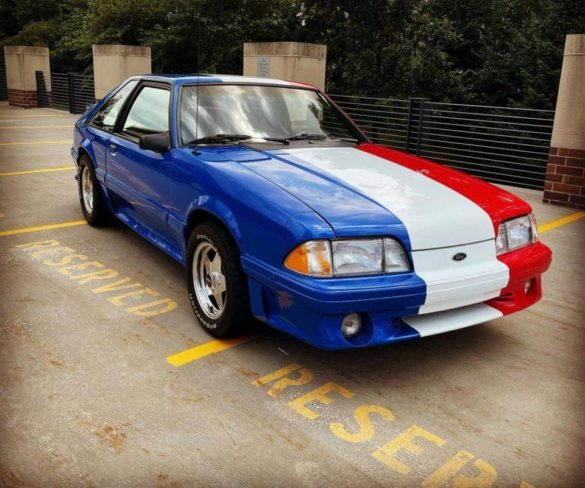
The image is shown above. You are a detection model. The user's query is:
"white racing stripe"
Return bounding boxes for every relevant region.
[403,303,503,337]
[281,146,510,314]
[281,147,495,250]
[412,240,508,314]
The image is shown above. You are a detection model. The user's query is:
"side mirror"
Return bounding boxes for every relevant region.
[139,132,170,153]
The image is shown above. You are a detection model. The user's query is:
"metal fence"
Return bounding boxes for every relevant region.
[0,67,7,101]
[36,71,95,114]
[19,71,554,190]
[329,94,554,190]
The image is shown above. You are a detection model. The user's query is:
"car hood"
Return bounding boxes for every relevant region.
[203,143,531,251]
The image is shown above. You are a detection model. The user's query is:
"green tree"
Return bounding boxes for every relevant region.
[293,0,585,108]
[1,0,584,108]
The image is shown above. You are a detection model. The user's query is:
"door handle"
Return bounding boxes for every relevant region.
[109,143,117,156]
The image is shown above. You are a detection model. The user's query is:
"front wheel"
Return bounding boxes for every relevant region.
[186,222,252,338]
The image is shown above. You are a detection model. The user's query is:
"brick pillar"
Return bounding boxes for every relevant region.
[4,46,51,108]
[544,34,585,209]
[92,45,151,101]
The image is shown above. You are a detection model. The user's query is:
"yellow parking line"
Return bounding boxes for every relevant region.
[0,219,86,237]
[539,211,585,234]
[0,140,70,146]
[0,197,581,367]
[167,335,258,367]
[0,166,75,176]
[0,211,579,240]
[0,125,72,129]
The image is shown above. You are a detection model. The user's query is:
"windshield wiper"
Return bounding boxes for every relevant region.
[187,132,353,147]
[187,134,252,145]
[286,133,328,141]
[256,137,291,145]
[250,133,327,145]
[258,133,357,145]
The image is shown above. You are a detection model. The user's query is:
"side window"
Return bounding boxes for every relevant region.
[121,86,170,137]
[91,80,138,132]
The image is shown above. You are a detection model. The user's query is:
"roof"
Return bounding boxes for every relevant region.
[136,73,314,89]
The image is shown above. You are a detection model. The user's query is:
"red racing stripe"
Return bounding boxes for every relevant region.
[357,144,552,311]
[358,143,531,235]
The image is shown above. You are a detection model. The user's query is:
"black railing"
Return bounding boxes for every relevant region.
[36,71,95,114]
[49,73,70,111]
[330,94,554,190]
[35,71,50,107]
[0,67,7,101]
[68,73,96,113]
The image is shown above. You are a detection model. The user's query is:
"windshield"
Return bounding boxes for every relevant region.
[179,84,361,145]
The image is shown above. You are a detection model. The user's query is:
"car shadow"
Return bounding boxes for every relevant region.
[250,316,519,398]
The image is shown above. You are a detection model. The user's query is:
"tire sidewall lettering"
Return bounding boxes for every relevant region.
[189,232,223,330]
[186,222,249,338]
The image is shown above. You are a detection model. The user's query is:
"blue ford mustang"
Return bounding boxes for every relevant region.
[72,74,551,349]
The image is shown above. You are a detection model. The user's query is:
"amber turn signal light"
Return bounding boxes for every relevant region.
[284,240,332,277]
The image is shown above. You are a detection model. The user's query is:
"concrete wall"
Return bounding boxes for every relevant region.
[93,44,152,100]
[4,46,51,108]
[243,42,327,90]
[544,34,585,209]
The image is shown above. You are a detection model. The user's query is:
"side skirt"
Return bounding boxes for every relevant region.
[114,209,185,265]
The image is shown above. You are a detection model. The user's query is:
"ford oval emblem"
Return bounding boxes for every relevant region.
[452,252,467,262]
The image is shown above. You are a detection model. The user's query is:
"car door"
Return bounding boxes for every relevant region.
[105,82,173,240]
[86,80,139,185]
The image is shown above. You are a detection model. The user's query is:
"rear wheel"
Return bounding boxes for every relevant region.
[78,155,108,226]
[186,222,251,338]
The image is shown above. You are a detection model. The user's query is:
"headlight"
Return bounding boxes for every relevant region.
[383,237,411,273]
[332,239,383,275]
[496,214,538,255]
[284,238,410,277]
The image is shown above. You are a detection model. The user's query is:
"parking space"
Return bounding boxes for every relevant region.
[1,102,584,487]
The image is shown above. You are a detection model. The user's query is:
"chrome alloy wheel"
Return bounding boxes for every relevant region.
[192,241,227,319]
[81,166,94,214]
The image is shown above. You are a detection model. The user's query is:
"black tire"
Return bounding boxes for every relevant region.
[78,155,108,226]
[186,221,252,338]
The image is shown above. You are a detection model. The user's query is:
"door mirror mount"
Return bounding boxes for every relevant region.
[139,132,170,153]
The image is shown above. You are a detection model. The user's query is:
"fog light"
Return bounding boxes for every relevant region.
[524,279,532,294]
[341,313,362,338]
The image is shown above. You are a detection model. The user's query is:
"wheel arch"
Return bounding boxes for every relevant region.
[183,205,243,257]
[76,140,100,174]
[76,140,114,213]
[77,145,92,166]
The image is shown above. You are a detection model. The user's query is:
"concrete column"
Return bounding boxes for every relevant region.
[4,46,51,108]
[243,42,327,90]
[544,34,585,209]
[92,44,151,101]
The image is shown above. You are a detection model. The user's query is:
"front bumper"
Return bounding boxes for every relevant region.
[243,241,552,350]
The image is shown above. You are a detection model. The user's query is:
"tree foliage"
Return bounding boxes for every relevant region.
[1,0,583,108]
